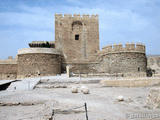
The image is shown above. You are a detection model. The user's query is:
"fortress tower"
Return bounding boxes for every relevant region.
[55,14,99,62]
[0,13,150,80]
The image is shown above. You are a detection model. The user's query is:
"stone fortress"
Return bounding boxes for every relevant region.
[0,14,160,80]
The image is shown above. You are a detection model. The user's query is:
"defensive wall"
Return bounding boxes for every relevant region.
[67,43,147,76]
[97,43,147,74]
[101,43,145,54]
[0,13,152,79]
[0,57,17,80]
[17,48,61,79]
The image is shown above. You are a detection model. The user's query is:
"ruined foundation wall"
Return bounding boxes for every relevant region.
[0,59,17,80]
[17,48,61,79]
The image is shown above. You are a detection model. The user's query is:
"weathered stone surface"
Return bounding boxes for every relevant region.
[97,51,147,74]
[17,53,61,79]
[55,14,99,62]
[0,14,153,79]
[65,52,147,75]
[100,78,160,87]
[71,86,78,93]
[0,62,17,80]
[147,88,160,109]
[81,86,89,94]
[116,96,124,102]
[147,55,160,75]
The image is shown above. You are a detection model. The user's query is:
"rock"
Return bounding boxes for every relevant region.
[82,88,89,94]
[80,86,86,92]
[54,85,61,88]
[54,84,67,88]
[71,86,78,93]
[127,97,133,102]
[117,96,124,101]
[62,85,67,88]
[147,87,160,109]
[80,86,89,94]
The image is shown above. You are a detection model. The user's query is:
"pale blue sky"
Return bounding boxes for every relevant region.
[0,0,160,59]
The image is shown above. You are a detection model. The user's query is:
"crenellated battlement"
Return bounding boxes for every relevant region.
[101,43,145,54]
[55,14,98,20]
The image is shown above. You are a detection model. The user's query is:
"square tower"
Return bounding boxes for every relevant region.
[55,14,99,62]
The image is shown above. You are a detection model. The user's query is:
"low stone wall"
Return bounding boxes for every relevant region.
[0,64,17,80]
[72,72,146,77]
[101,77,160,87]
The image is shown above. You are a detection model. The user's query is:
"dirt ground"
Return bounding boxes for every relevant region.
[0,77,160,120]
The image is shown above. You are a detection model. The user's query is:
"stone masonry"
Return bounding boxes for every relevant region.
[17,48,61,79]
[55,14,99,62]
[0,57,17,80]
[0,13,158,79]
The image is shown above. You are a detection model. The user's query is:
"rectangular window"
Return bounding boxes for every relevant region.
[75,34,79,40]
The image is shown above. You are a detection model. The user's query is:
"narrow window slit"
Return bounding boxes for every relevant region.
[75,34,79,40]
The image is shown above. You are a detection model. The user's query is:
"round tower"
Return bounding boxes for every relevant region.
[17,48,61,79]
[98,43,147,76]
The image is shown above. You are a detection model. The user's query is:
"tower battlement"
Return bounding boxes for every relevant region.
[102,43,145,54]
[55,14,98,20]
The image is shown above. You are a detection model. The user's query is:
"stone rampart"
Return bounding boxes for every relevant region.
[102,43,145,54]
[96,43,147,74]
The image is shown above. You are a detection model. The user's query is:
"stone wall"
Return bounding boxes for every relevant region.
[101,43,145,54]
[66,43,147,76]
[101,78,160,87]
[55,14,99,62]
[97,52,147,74]
[96,43,147,74]
[0,58,17,80]
[62,62,98,74]
[17,48,61,79]
[147,55,160,74]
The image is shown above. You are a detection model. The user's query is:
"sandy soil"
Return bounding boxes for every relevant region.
[0,77,160,120]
